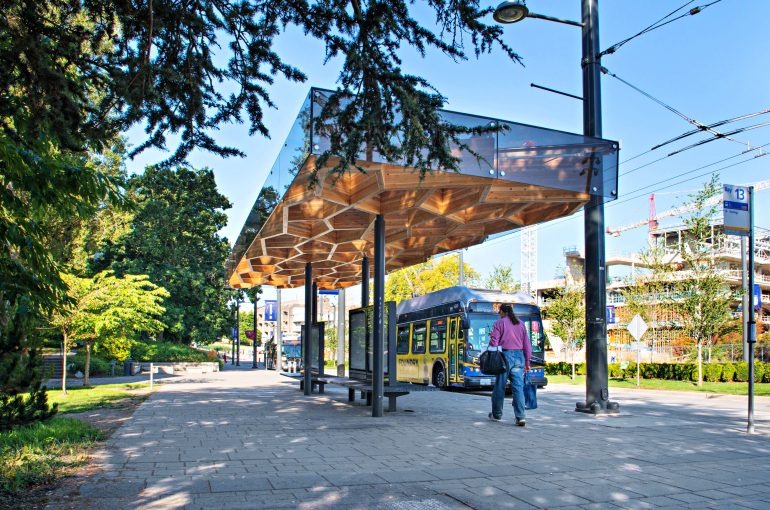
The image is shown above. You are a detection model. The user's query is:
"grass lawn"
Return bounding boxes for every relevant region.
[547,374,770,396]
[0,417,102,496]
[48,383,151,414]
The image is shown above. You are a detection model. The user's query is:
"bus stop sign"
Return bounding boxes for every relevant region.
[723,184,750,237]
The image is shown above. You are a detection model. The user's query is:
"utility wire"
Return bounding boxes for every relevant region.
[651,108,770,151]
[599,0,723,57]
[602,67,745,148]
[666,121,770,156]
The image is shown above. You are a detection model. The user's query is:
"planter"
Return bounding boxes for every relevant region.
[137,362,219,375]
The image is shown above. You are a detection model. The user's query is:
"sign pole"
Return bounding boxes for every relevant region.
[742,237,749,363]
[626,314,648,389]
[748,186,755,434]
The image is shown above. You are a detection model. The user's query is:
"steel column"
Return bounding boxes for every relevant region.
[337,288,346,376]
[276,288,282,372]
[362,256,369,307]
[252,298,258,368]
[304,263,313,395]
[372,215,385,417]
[312,282,318,324]
[576,0,618,414]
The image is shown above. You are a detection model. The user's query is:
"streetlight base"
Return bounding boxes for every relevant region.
[575,400,620,415]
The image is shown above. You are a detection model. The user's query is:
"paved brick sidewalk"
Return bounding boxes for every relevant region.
[48,370,770,510]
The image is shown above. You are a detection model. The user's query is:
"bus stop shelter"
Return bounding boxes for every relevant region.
[226,88,619,416]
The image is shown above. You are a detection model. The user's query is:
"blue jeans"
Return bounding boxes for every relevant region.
[491,350,525,420]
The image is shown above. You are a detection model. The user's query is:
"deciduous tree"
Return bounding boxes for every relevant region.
[51,272,168,390]
[385,254,479,303]
[484,265,519,293]
[544,288,585,381]
[676,177,735,386]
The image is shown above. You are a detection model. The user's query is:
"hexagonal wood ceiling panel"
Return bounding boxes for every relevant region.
[228,155,590,290]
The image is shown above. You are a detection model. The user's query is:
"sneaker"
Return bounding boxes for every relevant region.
[488,413,501,422]
[515,418,526,427]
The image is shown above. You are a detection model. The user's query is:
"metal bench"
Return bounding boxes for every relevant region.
[283,373,411,412]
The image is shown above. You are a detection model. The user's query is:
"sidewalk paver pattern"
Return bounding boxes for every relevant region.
[50,369,770,509]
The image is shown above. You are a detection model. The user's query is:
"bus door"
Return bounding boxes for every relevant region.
[448,316,461,384]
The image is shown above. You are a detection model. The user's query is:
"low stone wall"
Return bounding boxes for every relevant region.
[136,361,219,375]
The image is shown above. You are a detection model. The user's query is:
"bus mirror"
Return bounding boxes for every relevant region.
[460,317,469,330]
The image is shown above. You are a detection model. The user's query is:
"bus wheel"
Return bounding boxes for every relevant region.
[433,365,446,389]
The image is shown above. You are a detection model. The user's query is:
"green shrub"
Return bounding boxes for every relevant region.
[703,363,722,383]
[657,363,677,381]
[735,362,749,382]
[722,362,736,382]
[754,361,765,383]
[640,363,658,379]
[575,362,587,376]
[69,353,112,377]
[607,363,622,378]
[129,341,209,362]
[763,363,770,383]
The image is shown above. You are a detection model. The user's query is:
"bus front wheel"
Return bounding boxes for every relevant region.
[432,364,446,389]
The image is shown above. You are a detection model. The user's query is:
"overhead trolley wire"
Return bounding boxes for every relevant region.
[599,0,723,57]
[602,67,746,148]
[651,108,770,151]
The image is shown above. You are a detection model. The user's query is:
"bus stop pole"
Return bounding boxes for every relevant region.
[337,288,346,376]
[372,214,385,417]
[748,186,755,434]
[304,263,313,396]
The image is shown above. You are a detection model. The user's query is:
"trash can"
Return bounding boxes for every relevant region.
[123,359,133,376]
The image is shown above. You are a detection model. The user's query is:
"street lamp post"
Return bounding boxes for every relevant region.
[494,0,618,414]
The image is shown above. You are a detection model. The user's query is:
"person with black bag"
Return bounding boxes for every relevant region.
[487,304,531,426]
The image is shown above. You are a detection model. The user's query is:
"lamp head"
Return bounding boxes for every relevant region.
[493,1,529,24]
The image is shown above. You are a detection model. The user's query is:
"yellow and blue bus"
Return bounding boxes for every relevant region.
[395,286,547,389]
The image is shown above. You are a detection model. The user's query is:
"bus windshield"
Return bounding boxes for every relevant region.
[466,312,544,360]
[282,344,301,358]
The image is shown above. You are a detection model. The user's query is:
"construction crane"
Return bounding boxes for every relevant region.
[606,179,770,237]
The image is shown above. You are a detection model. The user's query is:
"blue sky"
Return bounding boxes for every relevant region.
[126,1,770,302]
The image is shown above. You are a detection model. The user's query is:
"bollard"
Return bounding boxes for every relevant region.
[150,362,154,390]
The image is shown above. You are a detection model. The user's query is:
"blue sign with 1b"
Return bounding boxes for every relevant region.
[264,300,277,322]
[755,284,762,311]
[606,305,616,324]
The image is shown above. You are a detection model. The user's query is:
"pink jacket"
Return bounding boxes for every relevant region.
[489,317,531,366]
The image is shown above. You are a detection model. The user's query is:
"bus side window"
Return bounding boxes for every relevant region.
[412,323,426,354]
[429,319,446,354]
[396,325,410,354]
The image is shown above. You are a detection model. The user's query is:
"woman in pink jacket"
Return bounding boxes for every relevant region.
[487,304,531,426]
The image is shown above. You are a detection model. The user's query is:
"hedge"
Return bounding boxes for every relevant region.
[130,341,210,363]
[545,361,766,382]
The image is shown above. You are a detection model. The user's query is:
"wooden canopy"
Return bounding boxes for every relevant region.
[228,155,592,290]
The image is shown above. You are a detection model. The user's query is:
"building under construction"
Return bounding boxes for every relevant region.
[536,220,770,361]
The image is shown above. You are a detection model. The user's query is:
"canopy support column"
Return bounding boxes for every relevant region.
[304,263,312,395]
[372,215,385,417]
[362,256,369,307]
[337,288,346,376]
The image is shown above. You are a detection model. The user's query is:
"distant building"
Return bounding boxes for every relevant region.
[535,221,770,358]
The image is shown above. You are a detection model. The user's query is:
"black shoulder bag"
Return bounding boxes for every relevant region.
[479,348,507,375]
